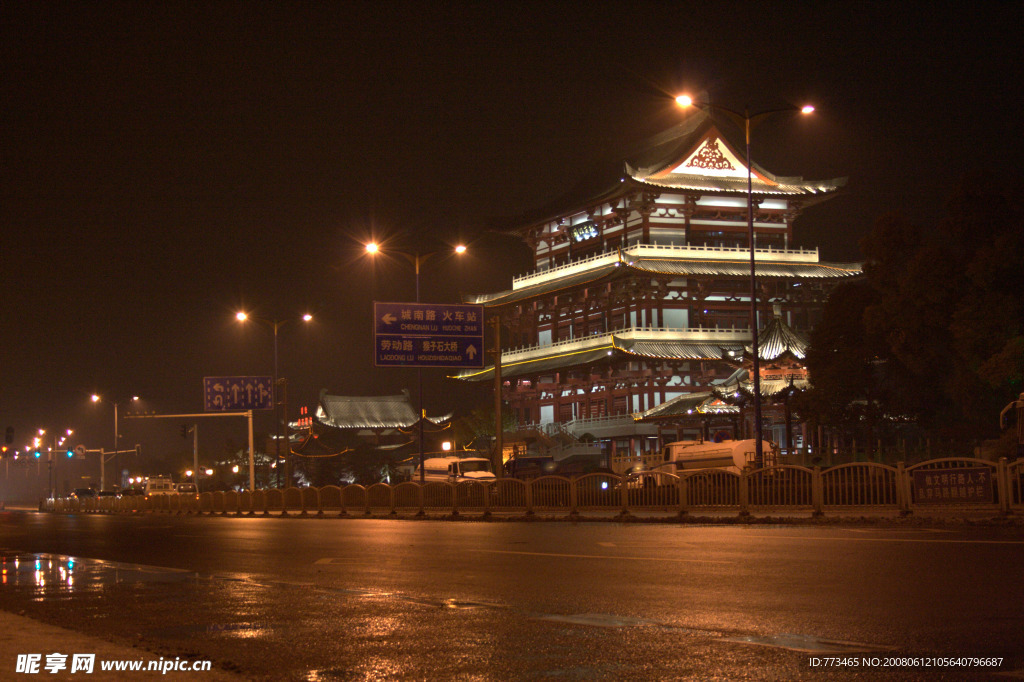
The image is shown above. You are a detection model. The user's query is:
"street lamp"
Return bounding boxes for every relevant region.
[675,95,814,467]
[90,394,139,489]
[235,311,313,488]
[364,241,466,482]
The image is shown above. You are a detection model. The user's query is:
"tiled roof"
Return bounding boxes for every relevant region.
[753,315,809,361]
[317,389,451,429]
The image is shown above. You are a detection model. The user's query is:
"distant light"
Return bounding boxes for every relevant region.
[236,312,248,322]
[454,245,467,254]
[365,242,379,254]
[131,396,139,402]
[91,394,100,403]
[231,465,239,473]
[302,314,313,322]
[801,105,815,115]
[675,94,693,107]
[204,469,213,476]
[185,470,193,478]
[441,441,452,452]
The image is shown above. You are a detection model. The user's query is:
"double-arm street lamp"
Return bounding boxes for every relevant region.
[364,241,466,482]
[675,95,814,467]
[90,394,139,490]
[235,311,313,487]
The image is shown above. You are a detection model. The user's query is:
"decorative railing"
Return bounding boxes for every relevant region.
[43,457,1020,518]
[513,243,819,289]
[501,326,750,363]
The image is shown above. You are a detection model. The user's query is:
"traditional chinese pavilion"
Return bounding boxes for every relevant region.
[456,109,860,467]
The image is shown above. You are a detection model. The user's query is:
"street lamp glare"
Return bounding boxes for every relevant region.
[236,312,248,322]
[91,394,100,403]
[801,105,815,115]
[365,242,379,254]
[454,244,467,254]
[302,314,313,322]
[675,94,693,107]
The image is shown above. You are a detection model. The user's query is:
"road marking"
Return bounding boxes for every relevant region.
[750,534,1024,545]
[537,613,661,628]
[468,549,732,564]
[725,633,893,654]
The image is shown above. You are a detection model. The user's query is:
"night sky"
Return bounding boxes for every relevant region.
[2,2,1022,464]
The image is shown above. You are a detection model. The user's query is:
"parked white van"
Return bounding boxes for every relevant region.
[414,457,496,483]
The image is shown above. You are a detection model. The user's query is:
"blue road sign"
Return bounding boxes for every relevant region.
[203,376,274,411]
[374,302,485,368]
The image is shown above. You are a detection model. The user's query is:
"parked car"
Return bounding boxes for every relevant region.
[70,488,97,499]
[177,483,198,497]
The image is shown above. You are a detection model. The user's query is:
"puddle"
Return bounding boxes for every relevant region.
[1,552,195,595]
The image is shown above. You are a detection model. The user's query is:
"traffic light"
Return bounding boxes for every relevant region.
[33,450,41,459]
[66,449,74,459]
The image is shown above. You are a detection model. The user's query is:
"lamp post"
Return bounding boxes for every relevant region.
[90,394,139,490]
[365,241,466,483]
[236,311,313,488]
[675,95,814,467]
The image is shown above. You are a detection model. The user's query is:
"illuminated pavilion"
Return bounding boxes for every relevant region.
[455,109,861,471]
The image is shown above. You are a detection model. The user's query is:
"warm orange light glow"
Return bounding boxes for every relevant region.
[91,394,100,403]
[801,105,815,114]
[365,242,379,254]
[302,314,313,322]
[675,94,693,107]
[236,312,248,322]
[455,245,467,254]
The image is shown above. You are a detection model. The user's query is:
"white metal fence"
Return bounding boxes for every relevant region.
[43,457,1023,518]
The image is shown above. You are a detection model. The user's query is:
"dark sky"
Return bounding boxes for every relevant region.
[2,2,1022,464]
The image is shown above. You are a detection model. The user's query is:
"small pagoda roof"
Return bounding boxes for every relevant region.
[316,389,452,430]
[634,392,739,423]
[751,314,809,361]
[466,245,862,308]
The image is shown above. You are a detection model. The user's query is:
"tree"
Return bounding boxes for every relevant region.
[821,178,1024,446]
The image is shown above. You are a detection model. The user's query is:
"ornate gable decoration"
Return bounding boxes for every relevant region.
[670,135,749,179]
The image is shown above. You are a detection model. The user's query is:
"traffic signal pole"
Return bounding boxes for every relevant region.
[124,411,256,490]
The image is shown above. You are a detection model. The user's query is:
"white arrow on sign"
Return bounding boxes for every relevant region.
[381,313,397,325]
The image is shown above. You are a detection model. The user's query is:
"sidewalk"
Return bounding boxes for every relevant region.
[0,610,242,680]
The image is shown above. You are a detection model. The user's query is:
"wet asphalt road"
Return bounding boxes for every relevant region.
[1,511,1022,680]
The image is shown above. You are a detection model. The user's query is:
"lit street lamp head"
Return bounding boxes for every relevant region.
[236,312,248,322]
[365,242,379,254]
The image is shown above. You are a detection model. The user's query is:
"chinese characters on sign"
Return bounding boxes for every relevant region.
[202,376,274,411]
[373,302,485,368]
[911,467,994,505]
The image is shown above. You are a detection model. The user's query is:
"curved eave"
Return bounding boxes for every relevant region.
[451,336,745,383]
[629,172,847,197]
[469,257,863,308]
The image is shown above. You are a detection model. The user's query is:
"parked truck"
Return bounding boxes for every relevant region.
[414,456,496,484]
[657,439,778,474]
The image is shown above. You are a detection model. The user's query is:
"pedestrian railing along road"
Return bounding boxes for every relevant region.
[44,457,1023,518]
